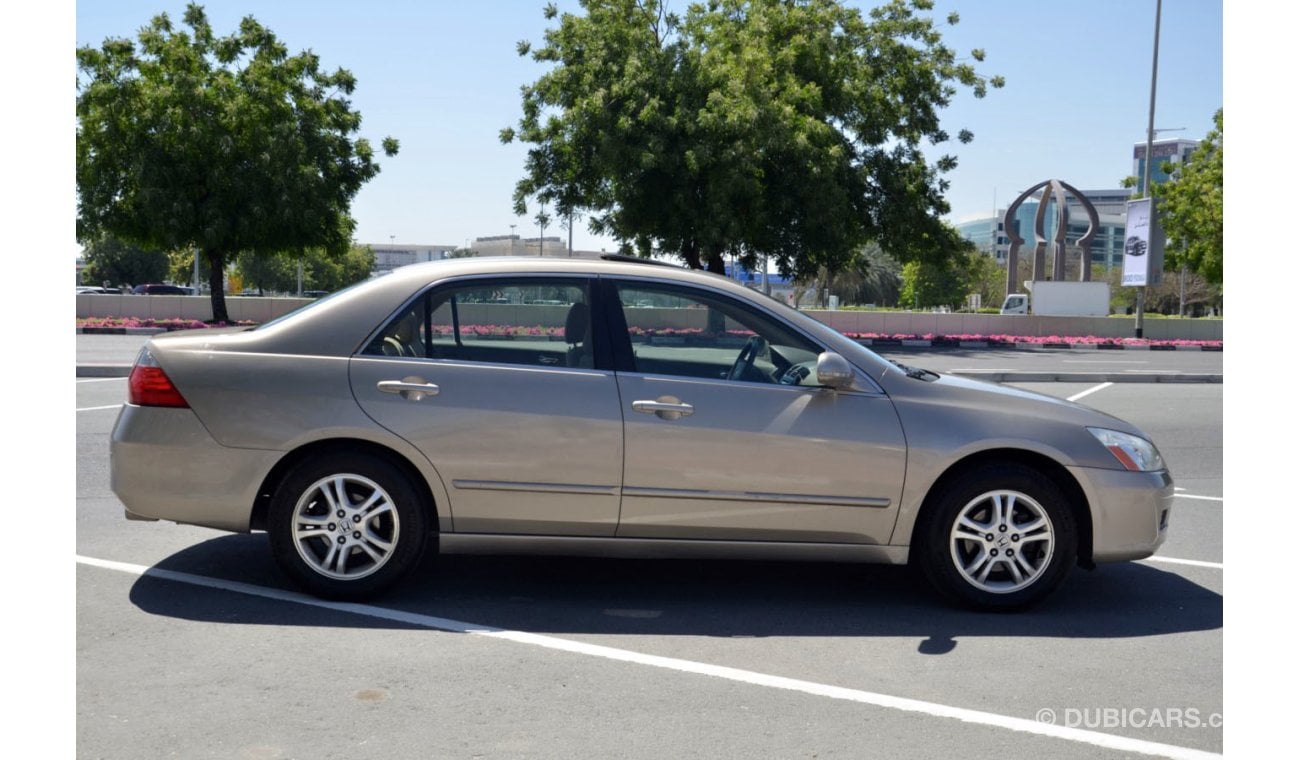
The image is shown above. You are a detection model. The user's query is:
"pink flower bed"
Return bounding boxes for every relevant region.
[77,317,254,330]
[77,317,1222,348]
[843,331,1221,348]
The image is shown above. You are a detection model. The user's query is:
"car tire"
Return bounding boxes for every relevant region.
[917,463,1078,611]
[268,451,430,600]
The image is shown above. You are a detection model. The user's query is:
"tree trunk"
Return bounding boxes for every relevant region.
[206,250,229,323]
[683,240,702,270]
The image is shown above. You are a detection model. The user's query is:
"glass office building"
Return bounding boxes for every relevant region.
[1133,138,1198,190]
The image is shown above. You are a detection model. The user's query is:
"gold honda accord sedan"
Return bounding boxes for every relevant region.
[111,256,1172,610]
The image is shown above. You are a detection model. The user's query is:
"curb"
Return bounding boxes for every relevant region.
[949,371,1222,384]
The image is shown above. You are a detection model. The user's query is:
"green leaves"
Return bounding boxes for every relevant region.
[505,0,1001,275]
[1153,110,1223,284]
[235,243,375,294]
[81,236,170,287]
[77,3,399,321]
[899,231,981,309]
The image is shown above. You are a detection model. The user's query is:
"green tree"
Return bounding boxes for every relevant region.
[793,242,902,308]
[1154,110,1223,284]
[77,4,398,322]
[81,236,169,287]
[309,244,375,292]
[235,250,296,294]
[897,222,978,308]
[961,248,1004,310]
[900,259,964,310]
[847,244,904,307]
[167,248,210,289]
[235,244,375,294]
[503,0,1002,278]
[1106,264,1220,317]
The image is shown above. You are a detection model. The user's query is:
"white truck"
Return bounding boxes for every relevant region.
[1000,281,1110,317]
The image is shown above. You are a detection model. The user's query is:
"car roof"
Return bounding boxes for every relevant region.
[152,255,892,378]
[374,255,747,296]
[154,257,715,357]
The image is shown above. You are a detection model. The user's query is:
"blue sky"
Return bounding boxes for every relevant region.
[70,0,1223,256]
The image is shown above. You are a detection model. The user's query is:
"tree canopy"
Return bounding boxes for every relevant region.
[76,3,398,321]
[899,229,980,309]
[80,236,169,288]
[793,242,902,308]
[234,244,375,295]
[1154,109,1223,285]
[502,0,1002,277]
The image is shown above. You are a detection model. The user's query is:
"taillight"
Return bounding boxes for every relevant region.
[128,348,190,408]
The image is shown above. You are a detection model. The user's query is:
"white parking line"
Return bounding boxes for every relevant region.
[1067,382,1113,402]
[78,404,123,413]
[77,378,126,384]
[1174,494,1223,502]
[1144,556,1223,570]
[76,554,1220,760]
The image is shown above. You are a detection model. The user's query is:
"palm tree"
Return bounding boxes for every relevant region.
[793,244,902,308]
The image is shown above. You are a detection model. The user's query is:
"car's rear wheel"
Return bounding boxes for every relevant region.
[918,463,1077,610]
[268,452,429,599]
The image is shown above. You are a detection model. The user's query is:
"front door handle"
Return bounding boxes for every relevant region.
[377,377,440,401]
[632,396,694,421]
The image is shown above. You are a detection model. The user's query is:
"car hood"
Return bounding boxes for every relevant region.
[877,369,1155,471]
[897,370,1143,432]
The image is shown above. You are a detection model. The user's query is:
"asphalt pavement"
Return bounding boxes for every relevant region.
[75,331,1224,383]
[75,376,1224,758]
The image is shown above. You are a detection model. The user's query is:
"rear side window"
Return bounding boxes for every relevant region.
[361,278,596,369]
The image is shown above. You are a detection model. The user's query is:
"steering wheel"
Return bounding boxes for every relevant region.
[778,363,812,386]
[726,336,768,381]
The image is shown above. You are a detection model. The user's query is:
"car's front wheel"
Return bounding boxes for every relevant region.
[268,452,429,599]
[918,463,1078,610]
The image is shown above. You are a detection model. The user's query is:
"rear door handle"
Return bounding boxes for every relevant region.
[632,396,694,420]
[377,377,440,401]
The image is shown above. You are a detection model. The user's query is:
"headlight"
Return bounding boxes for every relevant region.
[1088,427,1165,472]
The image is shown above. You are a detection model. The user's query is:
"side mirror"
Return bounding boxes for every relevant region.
[815,351,855,390]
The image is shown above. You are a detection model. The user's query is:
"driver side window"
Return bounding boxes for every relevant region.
[614,283,821,384]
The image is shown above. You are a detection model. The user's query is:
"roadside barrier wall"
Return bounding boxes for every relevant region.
[75,294,1224,341]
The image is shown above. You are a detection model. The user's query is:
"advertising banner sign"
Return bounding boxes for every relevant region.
[1123,198,1165,286]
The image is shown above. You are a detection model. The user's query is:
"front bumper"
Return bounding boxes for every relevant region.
[1068,465,1174,563]
[110,404,281,533]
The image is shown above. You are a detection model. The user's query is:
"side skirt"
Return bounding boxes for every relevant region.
[438,533,910,565]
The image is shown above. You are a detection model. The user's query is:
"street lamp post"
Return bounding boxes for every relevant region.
[509,223,517,256]
[1135,0,1163,339]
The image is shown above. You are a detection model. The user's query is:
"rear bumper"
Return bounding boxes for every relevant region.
[110,405,281,532]
[1068,465,1174,563]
